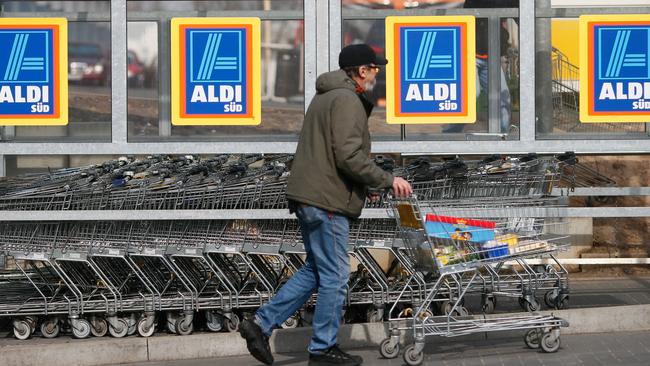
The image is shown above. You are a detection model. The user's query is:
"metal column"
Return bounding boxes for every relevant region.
[519,0,536,142]
[158,18,172,137]
[487,16,501,133]
[111,0,128,143]
[535,0,553,135]
[329,0,341,72]
[304,0,317,107]
[315,1,330,76]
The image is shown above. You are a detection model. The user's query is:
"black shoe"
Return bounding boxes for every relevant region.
[308,345,363,366]
[239,318,274,365]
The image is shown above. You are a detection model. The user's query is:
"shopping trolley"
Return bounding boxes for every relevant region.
[551,47,643,134]
[379,197,569,366]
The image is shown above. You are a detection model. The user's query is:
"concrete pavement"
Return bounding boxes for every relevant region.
[120,330,650,366]
[2,277,650,366]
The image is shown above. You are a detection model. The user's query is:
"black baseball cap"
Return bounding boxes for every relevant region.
[338,44,388,68]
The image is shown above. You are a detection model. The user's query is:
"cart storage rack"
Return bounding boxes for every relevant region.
[0,153,590,340]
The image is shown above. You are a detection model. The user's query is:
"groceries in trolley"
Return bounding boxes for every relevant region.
[424,214,551,267]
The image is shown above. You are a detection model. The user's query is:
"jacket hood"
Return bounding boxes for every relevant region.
[316,70,358,94]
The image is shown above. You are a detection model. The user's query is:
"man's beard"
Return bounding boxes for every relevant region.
[364,78,376,92]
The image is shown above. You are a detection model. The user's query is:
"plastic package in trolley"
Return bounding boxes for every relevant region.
[424,214,496,242]
[481,241,509,258]
[424,214,494,265]
[510,239,550,254]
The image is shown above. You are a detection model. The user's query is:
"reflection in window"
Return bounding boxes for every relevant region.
[537,16,645,136]
[127,22,159,137]
[342,0,465,10]
[127,0,303,12]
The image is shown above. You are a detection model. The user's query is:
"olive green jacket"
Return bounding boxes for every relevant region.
[286,70,394,218]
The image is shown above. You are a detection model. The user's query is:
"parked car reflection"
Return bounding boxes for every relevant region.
[68,42,110,86]
[128,50,146,88]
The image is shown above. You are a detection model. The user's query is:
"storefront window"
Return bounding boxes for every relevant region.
[127,1,304,141]
[0,1,111,142]
[535,2,649,138]
[342,1,520,141]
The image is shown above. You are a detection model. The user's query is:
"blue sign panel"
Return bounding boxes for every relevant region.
[401,27,461,114]
[386,16,475,124]
[185,29,247,115]
[0,19,68,126]
[580,15,650,122]
[593,26,650,112]
[171,18,261,126]
[0,30,53,115]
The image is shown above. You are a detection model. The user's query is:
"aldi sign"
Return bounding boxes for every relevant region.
[385,16,475,124]
[171,18,261,125]
[580,15,650,122]
[0,18,67,125]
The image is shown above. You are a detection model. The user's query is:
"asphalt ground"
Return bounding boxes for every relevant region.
[120,330,650,366]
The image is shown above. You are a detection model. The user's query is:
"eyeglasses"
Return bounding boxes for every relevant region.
[364,65,381,72]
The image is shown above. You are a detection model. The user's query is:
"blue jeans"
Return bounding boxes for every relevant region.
[255,205,350,354]
[444,58,511,133]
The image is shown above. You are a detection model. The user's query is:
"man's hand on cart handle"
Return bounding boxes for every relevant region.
[392,177,413,198]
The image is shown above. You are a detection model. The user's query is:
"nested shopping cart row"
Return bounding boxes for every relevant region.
[0,213,568,341]
[0,153,577,341]
[0,154,293,211]
[0,152,608,212]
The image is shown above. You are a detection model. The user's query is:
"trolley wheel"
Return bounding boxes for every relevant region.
[41,319,60,338]
[109,318,129,338]
[555,295,569,310]
[205,312,224,332]
[166,313,178,334]
[281,315,299,329]
[482,298,495,314]
[379,338,400,359]
[13,319,32,340]
[126,315,137,336]
[403,344,424,366]
[440,301,453,315]
[544,290,558,308]
[90,317,108,337]
[175,317,194,336]
[524,328,542,349]
[72,319,92,339]
[366,308,383,323]
[137,317,155,337]
[25,316,37,335]
[224,313,240,332]
[525,299,540,312]
[540,332,561,353]
[453,306,470,317]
